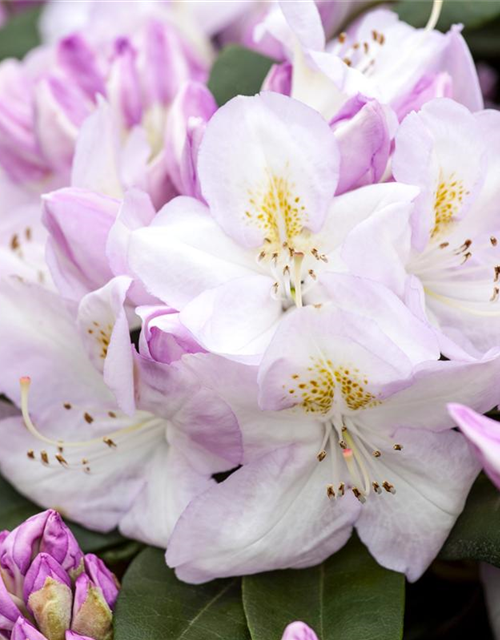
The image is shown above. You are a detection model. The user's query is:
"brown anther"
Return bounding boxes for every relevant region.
[383,480,396,494]
[327,484,336,499]
[338,32,347,43]
[339,440,347,449]
[55,454,68,467]
[84,466,91,474]
[319,254,328,263]
[108,411,117,418]
[372,450,381,458]
[491,236,498,247]
[25,227,32,241]
[63,403,72,410]
[258,251,266,261]
[460,251,472,265]
[341,425,347,432]
[393,444,403,451]
[83,412,94,424]
[352,487,366,503]
[343,57,352,66]
[283,265,290,276]
[372,481,382,494]
[458,239,472,252]
[103,437,117,448]
[338,482,345,496]
[273,282,279,295]
[494,266,500,283]
[40,451,49,465]
[82,458,89,465]
[363,42,369,54]
[27,450,35,460]
[317,450,327,462]
[308,269,317,280]
[10,234,19,251]
[490,287,500,302]
[372,29,378,41]
[439,242,449,249]
[313,303,323,309]
[272,252,279,264]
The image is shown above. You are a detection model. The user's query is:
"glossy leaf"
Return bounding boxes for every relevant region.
[440,474,500,566]
[114,546,250,640]
[0,6,42,60]
[208,45,275,107]
[243,536,405,640]
[395,0,500,31]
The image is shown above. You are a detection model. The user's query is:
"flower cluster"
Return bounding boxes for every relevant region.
[0,0,499,592]
[0,510,119,640]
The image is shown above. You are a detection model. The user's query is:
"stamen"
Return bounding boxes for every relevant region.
[326,484,336,499]
[293,252,304,308]
[372,450,381,458]
[425,0,444,31]
[352,487,366,503]
[393,444,403,451]
[383,480,396,494]
[338,482,345,496]
[317,450,327,462]
[372,481,382,495]
[27,450,35,460]
[491,287,500,302]
[491,236,498,247]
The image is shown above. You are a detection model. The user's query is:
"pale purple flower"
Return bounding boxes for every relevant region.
[448,404,500,488]
[165,276,500,583]
[0,278,241,547]
[345,98,500,357]
[0,509,118,640]
[129,92,418,362]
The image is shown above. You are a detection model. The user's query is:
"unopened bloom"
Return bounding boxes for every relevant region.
[0,509,118,640]
[166,277,500,583]
[448,404,500,489]
[282,622,318,640]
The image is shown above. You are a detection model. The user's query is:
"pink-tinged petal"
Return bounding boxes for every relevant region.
[280,0,325,51]
[77,277,135,415]
[363,350,500,436]
[356,427,479,582]
[83,554,119,609]
[0,510,52,581]
[392,72,453,122]
[0,573,22,629]
[258,304,414,414]
[128,196,257,309]
[57,34,106,101]
[198,92,340,248]
[107,38,143,129]
[331,96,395,194]
[167,443,360,584]
[339,186,416,296]
[24,553,71,604]
[318,274,440,365]
[136,306,202,364]
[66,630,94,640]
[179,275,282,363]
[40,510,83,574]
[119,445,214,548]
[282,622,319,640]
[262,62,292,96]
[448,404,500,488]
[442,26,483,113]
[43,188,118,300]
[164,81,217,198]
[11,618,47,640]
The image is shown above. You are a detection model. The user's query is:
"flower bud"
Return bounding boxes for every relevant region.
[11,617,48,640]
[40,512,84,578]
[71,574,113,640]
[83,555,119,610]
[281,622,318,640]
[24,554,72,640]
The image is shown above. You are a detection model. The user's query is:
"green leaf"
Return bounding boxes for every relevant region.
[0,473,125,553]
[208,45,275,107]
[114,546,250,640]
[0,6,42,60]
[395,0,500,31]
[440,474,500,566]
[243,536,405,640]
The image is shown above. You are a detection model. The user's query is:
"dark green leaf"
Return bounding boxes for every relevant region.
[395,0,500,31]
[114,546,250,640]
[0,6,42,60]
[440,474,500,566]
[208,45,275,107]
[243,535,405,640]
[0,473,125,553]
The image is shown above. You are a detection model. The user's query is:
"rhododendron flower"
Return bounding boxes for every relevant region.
[281,622,318,640]
[263,1,481,121]
[0,278,241,547]
[166,278,500,583]
[448,404,500,489]
[0,509,118,640]
[129,92,417,362]
[348,99,500,357]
